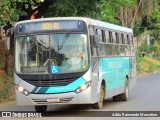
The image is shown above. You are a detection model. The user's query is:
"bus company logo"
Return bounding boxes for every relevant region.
[108,62,123,69]
[2,112,11,117]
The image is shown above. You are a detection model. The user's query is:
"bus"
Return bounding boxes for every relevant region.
[12,17,136,112]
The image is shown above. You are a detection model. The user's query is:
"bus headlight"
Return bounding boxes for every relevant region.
[75,81,92,93]
[15,86,30,96]
[18,86,23,92]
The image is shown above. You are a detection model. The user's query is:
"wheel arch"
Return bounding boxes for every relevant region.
[101,79,106,98]
[125,75,129,86]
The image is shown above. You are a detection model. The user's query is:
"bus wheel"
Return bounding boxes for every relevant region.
[112,95,120,102]
[119,79,129,101]
[35,105,47,112]
[92,84,105,109]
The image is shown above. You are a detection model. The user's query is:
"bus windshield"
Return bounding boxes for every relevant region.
[15,33,88,74]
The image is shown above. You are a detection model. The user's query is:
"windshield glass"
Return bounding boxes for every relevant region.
[15,33,88,74]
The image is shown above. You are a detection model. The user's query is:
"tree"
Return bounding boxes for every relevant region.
[45,0,101,19]
[0,0,17,25]
[0,0,52,26]
[45,0,136,26]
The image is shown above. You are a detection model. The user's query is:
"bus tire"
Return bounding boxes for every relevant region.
[119,79,129,101]
[92,84,105,109]
[112,95,120,102]
[35,105,47,112]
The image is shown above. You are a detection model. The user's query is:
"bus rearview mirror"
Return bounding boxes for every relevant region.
[5,37,10,51]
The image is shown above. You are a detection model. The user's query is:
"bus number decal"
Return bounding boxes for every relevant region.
[53,22,59,30]
[42,22,59,30]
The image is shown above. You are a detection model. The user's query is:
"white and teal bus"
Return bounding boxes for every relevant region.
[13,17,136,112]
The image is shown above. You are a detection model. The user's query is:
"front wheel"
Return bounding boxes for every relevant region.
[35,105,47,112]
[92,84,105,109]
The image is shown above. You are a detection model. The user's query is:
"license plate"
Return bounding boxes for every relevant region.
[47,98,60,103]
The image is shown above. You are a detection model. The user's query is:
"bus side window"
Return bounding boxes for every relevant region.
[124,34,127,45]
[119,45,126,56]
[106,44,112,56]
[124,34,131,56]
[130,35,134,56]
[130,35,134,45]
[113,32,119,56]
[99,43,106,56]
[102,30,105,42]
[98,29,106,56]
[105,30,109,43]
[97,29,103,42]
[112,32,116,43]
[121,34,124,44]
[131,46,135,56]
[119,33,122,44]
[115,32,119,44]
[109,31,113,43]
[89,27,97,56]
[127,35,130,45]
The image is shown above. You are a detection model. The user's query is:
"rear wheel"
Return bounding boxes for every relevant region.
[112,95,120,102]
[35,105,47,112]
[119,79,129,101]
[92,84,105,109]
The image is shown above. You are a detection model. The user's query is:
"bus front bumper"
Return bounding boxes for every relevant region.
[15,86,94,106]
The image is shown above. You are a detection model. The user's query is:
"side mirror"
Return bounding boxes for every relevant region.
[90,35,99,48]
[5,37,10,51]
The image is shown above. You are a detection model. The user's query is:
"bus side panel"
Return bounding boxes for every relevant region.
[99,57,132,98]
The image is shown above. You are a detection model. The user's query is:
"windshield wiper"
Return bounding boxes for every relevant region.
[59,31,71,50]
[27,34,47,45]
[39,39,46,45]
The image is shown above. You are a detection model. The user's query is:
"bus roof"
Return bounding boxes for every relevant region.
[15,17,133,34]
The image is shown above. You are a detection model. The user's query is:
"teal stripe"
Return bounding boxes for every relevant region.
[37,87,49,93]
[46,77,86,93]
[31,77,86,94]
[31,87,39,93]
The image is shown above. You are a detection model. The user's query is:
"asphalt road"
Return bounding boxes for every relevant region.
[0,73,160,119]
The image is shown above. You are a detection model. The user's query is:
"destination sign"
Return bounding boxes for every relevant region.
[18,20,84,33]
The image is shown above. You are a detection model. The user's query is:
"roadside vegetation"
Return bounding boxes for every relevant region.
[0,41,14,104]
[136,31,160,76]
[136,55,160,76]
[0,68,14,104]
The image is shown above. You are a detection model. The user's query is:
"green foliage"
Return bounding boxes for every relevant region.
[136,49,143,72]
[138,40,154,54]
[45,0,135,24]
[133,0,160,36]
[95,0,135,23]
[0,0,43,25]
[0,68,14,103]
[149,11,160,29]
[133,22,145,36]
[0,0,17,25]
[99,1,119,24]
[45,0,100,18]
[136,55,160,75]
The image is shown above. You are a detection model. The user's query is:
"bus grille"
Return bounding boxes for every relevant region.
[31,97,73,104]
[26,78,77,87]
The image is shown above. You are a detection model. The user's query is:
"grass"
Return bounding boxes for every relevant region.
[0,68,15,104]
[137,56,160,76]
